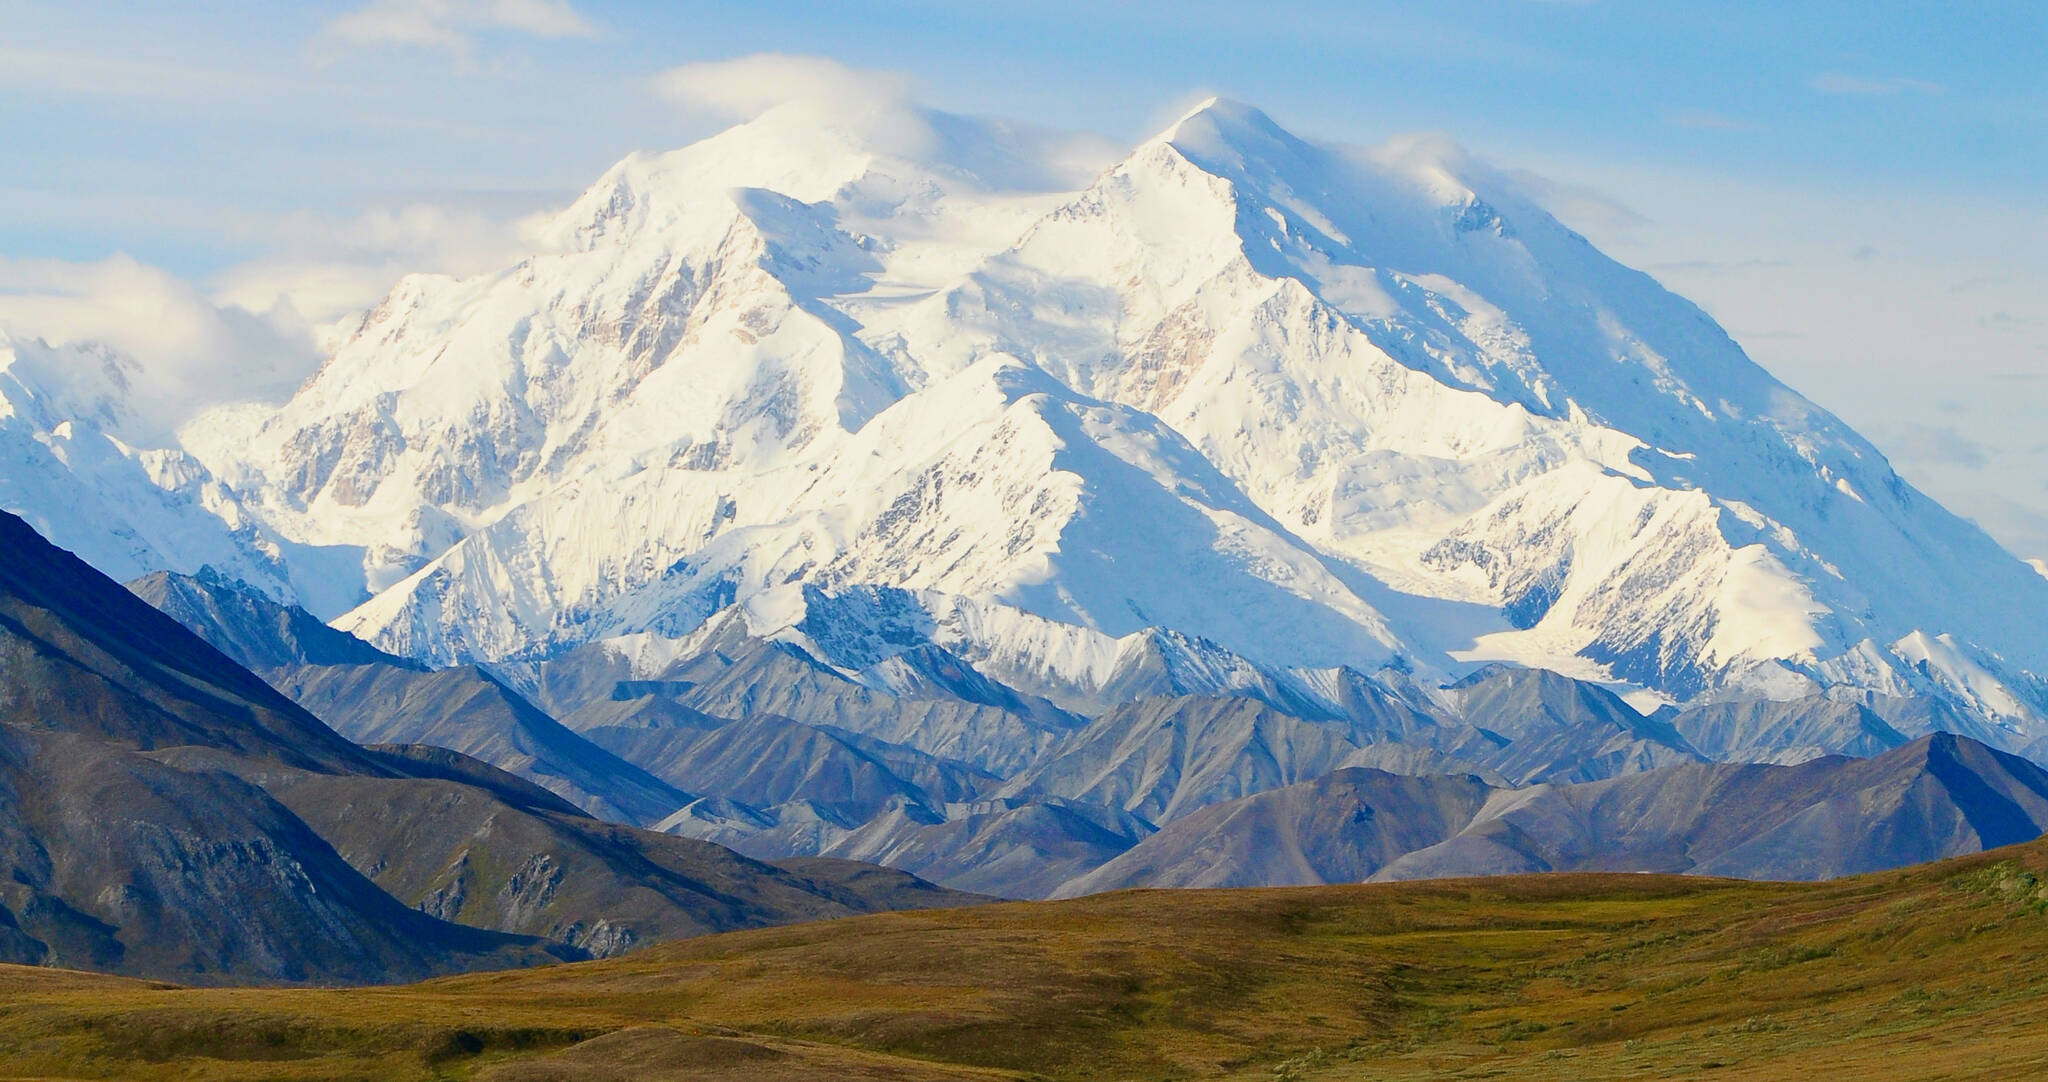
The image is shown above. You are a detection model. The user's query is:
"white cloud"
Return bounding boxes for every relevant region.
[645,53,1116,191]
[1346,133,1651,239]
[1866,421,1992,470]
[1498,168,1650,235]
[0,194,564,441]
[1810,73,1943,96]
[479,0,596,37]
[650,53,917,122]
[648,54,943,160]
[323,0,598,59]
[0,255,320,441]
[212,202,547,323]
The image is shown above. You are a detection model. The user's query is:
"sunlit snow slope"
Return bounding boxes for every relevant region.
[15,98,2048,750]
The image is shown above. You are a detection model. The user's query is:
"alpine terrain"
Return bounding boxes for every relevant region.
[6,97,2048,899]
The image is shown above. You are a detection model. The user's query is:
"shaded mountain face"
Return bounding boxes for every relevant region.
[483,612,1982,901]
[129,568,417,671]
[1001,694,1489,826]
[584,711,1001,822]
[1441,665,1703,783]
[126,567,1130,902]
[269,664,688,826]
[135,570,687,825]
[1669,695,1910,764]
[122,549,2048,905]
[0,517,369,772]
[0,725,560,984]
[0,513,976,983]
[1063,734,2048,895]
[0,512,557,982]
[262,748,965,958]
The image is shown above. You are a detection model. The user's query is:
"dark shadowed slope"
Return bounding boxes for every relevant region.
[1442,664,1704,783]
[133,570,690,825]
[126,569,416,672]
[2,514,979,982]
[1002,695,1405,824]
[0,513,561,983]
[1063,733,2048,894]
[1670,694,1910,762]
[275,662,689,825]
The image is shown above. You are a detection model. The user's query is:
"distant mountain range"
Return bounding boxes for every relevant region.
[135,562,2048,901]
[1063,732,2048,894]
[5,95,2048,974]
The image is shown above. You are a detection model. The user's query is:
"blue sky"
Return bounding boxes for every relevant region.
[3,0,2046,555]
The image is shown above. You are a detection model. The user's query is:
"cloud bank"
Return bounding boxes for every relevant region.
[213,201,548,324]
[649,53,938,162]
[0,255,320,441]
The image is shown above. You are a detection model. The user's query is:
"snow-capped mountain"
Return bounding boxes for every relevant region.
[18,98,2048,750]
[0,332,360,615]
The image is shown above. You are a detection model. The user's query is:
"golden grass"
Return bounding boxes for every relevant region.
[7,841,2048,1080]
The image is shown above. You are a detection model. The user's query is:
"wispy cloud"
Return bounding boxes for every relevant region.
[649,53,1114,191]
[0,255,320,440]
[1646,258,1791,275]
[650,53,917,123]
[0,194,559,438]
[0,45,292,102]
[1667,109,1758,131]
[211,200,550,323]
[1810,73,1943,96]
[322,0,598,62]
[1499,168,1650,234]
[1870,421,1992,470]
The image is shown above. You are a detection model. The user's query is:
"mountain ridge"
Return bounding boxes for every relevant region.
[3,97,2045,760]
[1061,731,2048,895]
[0,511,978,982]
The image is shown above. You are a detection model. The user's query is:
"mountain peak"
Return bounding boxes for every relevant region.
[1152,96,1305,168]
[52,89,2048,748]
[1166,95,1266,129]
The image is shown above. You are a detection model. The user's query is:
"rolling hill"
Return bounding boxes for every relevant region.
[4,834,2048,1079]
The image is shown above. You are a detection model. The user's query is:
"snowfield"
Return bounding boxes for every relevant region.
[8,97,2048,753]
